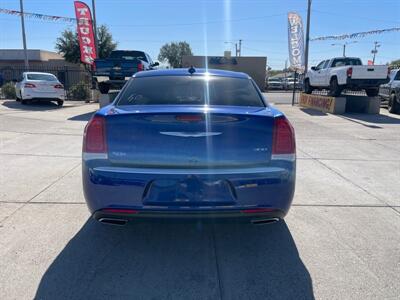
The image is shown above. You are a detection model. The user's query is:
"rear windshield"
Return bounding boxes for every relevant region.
[26,74,57,81]
[331,58,362,67]
[116,76,265,107]
[109,51,147,62]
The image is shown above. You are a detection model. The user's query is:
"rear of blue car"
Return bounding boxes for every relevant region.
[82,69,296,225]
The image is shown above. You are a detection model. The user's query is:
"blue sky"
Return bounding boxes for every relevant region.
[1,0,399,69]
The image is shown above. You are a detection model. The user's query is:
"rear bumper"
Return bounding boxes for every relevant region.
[93,209,286,224]
[346,77,389,89]
[82,162,296,218]
[22,90,65,100]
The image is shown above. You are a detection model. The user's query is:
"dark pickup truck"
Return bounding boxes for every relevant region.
[93,50,159,94]
[379,69,400,113]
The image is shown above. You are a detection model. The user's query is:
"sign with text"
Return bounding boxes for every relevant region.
[74,1,97,65]
[288,12,305,72]
[299,93,336,113]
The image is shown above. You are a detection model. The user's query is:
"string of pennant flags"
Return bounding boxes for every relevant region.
[311,27,400,41]
[1,7,400,41]
[0,8,76,23]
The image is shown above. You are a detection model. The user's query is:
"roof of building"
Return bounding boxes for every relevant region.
[0,49,64,61]
[134,68,250,79]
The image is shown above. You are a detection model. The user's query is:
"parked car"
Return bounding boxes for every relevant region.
[379,69,400,113]
[284,78,302,90]
[94,50,159,94]
[304,57,389,97]
[15,72,65,106]
[266,78,285,90]
[82,68,296,226]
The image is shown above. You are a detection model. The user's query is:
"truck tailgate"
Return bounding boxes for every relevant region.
[351,66,388,79]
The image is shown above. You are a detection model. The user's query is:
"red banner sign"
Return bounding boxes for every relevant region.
[74,1,97,65]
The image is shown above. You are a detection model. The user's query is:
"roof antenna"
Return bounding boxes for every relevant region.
[188,66,196,74]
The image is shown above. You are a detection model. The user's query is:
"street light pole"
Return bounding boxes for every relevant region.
[238,39,242,56]
[19,0,29,70]
[91,0,99,56]
[371,41,380,65]
[304,0,312,73]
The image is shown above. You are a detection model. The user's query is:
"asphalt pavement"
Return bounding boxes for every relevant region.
[0,99,399,300]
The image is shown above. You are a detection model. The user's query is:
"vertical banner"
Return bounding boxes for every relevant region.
[288,12,305,72]
[74,1,97,65]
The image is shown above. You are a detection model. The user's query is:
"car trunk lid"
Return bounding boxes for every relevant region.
[105,106,275,168]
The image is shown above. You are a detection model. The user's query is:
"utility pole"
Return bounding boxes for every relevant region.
[331,41,357,57]
[304,0,312,73]
[92,0,99,56]
[238,39,242,57]
[371,41,380,65]
[235,43,238,57]
[19,0,29,70]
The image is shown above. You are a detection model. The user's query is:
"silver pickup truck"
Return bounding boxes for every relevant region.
[304,57,389,97]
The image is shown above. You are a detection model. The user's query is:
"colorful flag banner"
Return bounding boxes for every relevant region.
[0,8,76,23]
[287,12,305,72]
[74,1,97,65]
[311,27,400,41]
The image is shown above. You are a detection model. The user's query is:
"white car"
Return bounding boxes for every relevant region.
[15,72,65,106]
[304,57,389,97]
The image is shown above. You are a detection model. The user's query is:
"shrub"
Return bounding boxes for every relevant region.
[1,82,16,99]
[68,82,90,101]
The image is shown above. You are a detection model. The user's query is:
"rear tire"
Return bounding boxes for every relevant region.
[388,93,399,114]
[304,79,313,94]
[365,88,379,97]
[329,77,342,97]
[98,83,110,94]
[57,100,64,107]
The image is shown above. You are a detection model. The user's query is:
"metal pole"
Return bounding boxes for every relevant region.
[292,70,297,106]
[304,0,312,72]
[19,0,29,70]
[91,0,99,56]
[343,44,346,57]
[235,43,238,57]
[238,39,242,57]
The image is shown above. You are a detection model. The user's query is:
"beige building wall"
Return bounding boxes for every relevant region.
[182,55,267,90]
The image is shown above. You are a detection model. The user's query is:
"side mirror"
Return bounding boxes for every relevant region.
[152,62,160,67]
[310,66,317,71]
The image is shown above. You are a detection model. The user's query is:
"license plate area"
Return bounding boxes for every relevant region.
[143,177,236,206]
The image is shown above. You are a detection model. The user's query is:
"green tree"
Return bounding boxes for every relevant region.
[389,59,400,68]
[158,41,193,68]
[55,25,117,64]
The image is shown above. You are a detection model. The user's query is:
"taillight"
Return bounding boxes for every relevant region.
[54,84,64,89]
[272,116,295,160]
[83,116,107,153]
[137,63,144,71]
[346,67,353,77]
[24,83,36,88]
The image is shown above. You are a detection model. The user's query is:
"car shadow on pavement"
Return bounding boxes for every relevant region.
[2,100,62,111]
[341,112,400,124]
[35,219,314,300]
[68,111,95,121]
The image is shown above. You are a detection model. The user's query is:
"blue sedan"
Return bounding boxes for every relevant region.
[82,68,296,226]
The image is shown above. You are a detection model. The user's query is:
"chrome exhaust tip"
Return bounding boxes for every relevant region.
[251,218,280,225]
[98,218,128,226]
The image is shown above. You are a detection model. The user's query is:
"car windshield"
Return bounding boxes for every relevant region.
[117,75,264,107]
[26,74,57,81]
[109,51,147,62]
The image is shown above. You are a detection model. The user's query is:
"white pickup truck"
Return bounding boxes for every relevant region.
[304,57,389,97]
